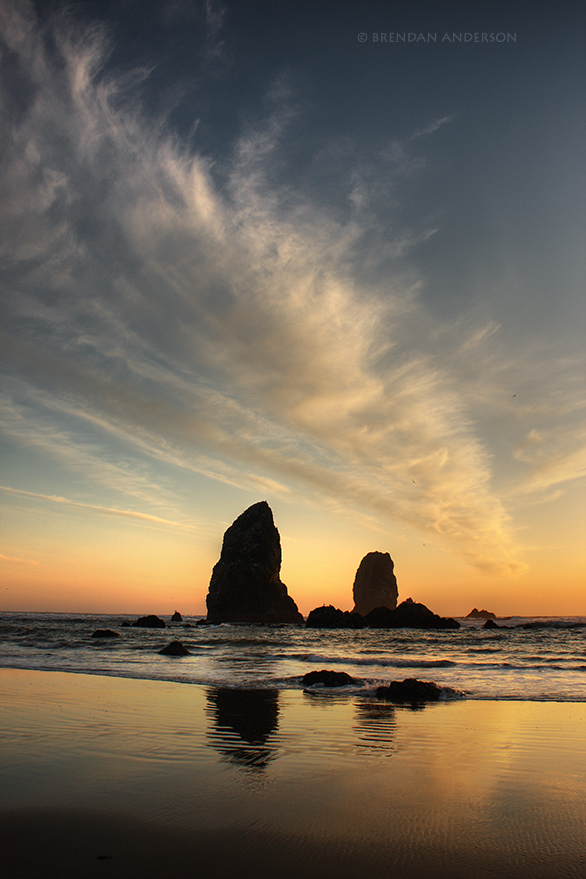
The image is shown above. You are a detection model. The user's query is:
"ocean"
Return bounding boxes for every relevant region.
[1,611,585,701]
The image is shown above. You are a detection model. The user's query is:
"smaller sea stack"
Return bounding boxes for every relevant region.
[352,551,398,616]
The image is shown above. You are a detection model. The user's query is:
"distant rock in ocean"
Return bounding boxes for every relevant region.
[206,501,304,625]
[91,629,119,638]
[132,614,166,628]
[171,610,183,622]
[466,607,497,620]
[352,551,398,616]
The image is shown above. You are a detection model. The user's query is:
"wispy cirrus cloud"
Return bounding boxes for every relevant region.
[0,485,198,531]
[1,2,582,577]
[0,552,40,566]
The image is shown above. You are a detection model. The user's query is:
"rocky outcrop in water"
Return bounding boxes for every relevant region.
[305,598,459,630]
[466,608,496,620]
[376,678,451,703]
[305,605,364,629]
[364,598,460,629]
[206,501,304,625]
[302,670,357,687]
[158,640,190,655]
[91,629,119,638]
[352,551,398,616]
[171,610,183,622]
[132,615,166,628]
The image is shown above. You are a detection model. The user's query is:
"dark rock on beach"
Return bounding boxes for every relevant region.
[364,598,460,629]
[302,670,357,687]
[158,640,191,655]
[466,607,497,620]
[171,610,183,622]
[132,615,166,628]
[206,501,304,625]
[305,605,364,629]
[91,629,119,638]
[352,551,398,616]
[376,678,444,703]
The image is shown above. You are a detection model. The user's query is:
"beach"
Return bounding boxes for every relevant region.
[1,668,586,878]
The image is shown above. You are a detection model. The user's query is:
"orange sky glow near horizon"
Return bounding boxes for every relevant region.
[1,484,584,618]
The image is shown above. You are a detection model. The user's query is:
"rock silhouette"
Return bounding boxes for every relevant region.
[352,551,398,616]
[376,678,444,703]
[158,640,191,655]
[171,610,183,622]
[305,598,459,630]
[132,615,166,628]
[364,598,460,629]
[302,670,357,687]
[206,501,303,625]
[305,605,364,629]
[466,608,496,620]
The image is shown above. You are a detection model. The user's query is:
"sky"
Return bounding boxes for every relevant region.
[0,0,584,617]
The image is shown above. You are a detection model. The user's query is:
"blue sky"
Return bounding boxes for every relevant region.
[1,0,584,614]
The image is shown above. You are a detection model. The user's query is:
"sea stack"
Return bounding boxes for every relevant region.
[352,551,398,616]
[206,501,304,625]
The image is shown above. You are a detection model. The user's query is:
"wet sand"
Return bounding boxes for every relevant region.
[1,668,586,878]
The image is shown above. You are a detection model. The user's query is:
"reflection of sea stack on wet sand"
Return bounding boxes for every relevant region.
[207,688,280,770]
[206,502,304,625]
[352,551,399,616]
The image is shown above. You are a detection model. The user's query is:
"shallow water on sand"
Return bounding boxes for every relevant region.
[1,669,586,878]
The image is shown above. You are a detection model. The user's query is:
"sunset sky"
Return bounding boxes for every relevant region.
[1,0,584,617]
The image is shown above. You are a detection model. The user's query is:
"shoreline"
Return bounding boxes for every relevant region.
[2,661,586,701]
[2,668,586,878]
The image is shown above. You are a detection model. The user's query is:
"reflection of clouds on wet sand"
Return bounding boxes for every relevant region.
[205,688,280,771]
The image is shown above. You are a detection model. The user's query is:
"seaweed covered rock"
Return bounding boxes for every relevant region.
[352,551,398,616]
[206,502,303,625]
[305,605,364,629]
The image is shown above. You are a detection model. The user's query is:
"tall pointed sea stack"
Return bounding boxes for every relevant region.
[206,501,304,625]
[352,551,398,616]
